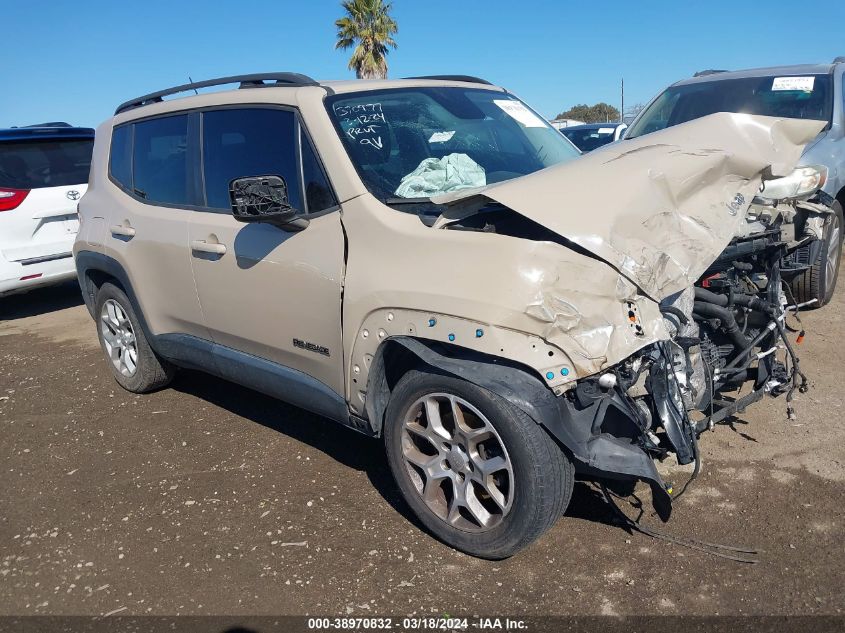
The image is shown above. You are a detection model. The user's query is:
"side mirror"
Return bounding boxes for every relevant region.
[228,175,308,231]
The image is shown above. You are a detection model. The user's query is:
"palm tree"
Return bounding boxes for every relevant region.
[335,0,398,79]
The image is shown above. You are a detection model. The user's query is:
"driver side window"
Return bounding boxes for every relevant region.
[201,108,302,212]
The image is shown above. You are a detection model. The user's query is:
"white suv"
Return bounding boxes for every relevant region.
[0,123,94,296]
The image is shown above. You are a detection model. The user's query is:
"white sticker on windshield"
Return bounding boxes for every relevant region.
[493,100,547,127]
[428,131,456,143]
[772,76,815,92]
[597,127,614,134]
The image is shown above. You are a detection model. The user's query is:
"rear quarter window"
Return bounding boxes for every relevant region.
[109,125,133,190]
[0,138,93,189]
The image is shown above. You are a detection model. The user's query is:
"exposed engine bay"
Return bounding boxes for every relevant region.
[559,189,834,518]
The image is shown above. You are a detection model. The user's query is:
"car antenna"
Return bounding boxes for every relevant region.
[188,76,198,95]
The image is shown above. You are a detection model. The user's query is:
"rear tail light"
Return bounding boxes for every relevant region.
[0,188,30,211]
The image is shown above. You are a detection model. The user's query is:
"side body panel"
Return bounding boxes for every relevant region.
[187,211,346,394]
[802,64,845,201]
[75,122,112,258]
[339,194,667,411]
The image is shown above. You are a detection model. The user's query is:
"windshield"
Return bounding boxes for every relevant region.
[326,88,579,201]
[562,126,618,152]
[627,73,833,139]
[0,138,94,189]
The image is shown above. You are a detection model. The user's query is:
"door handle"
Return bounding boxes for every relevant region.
[110,224,136,238]
[191,239,227,255]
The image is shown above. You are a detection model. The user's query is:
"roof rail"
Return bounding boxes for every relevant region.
[405,74,493,85]
[833,56,845,63]
[115,73,319,115]
[693,69,729,78]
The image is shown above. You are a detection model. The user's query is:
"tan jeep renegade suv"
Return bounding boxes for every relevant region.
[76,72,825,558]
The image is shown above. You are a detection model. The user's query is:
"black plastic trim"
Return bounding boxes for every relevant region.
[74,250,360,432]
[115,73,318,114]
[365,336,671,517]
[404,74,493,85]
[19,251,72,266]
[150,333,351,427]
[74,251,150,332]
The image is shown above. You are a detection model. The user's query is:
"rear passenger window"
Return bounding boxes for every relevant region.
[132,115,189,205]
[202,108,302,211]
[109,125,132,190]
[0,138,93,190]
[301,131,337,213]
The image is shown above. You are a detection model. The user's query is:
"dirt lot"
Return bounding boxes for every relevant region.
[1,280,844,618]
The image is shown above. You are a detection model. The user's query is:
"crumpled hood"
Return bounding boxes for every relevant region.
[433,113,825,300]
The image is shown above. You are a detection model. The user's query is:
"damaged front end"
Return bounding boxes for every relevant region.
[428,113,831,519]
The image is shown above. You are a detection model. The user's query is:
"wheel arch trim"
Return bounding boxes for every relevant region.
[75,250,153,339]
[366,336,672,519]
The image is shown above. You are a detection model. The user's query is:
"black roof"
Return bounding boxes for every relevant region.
[0,123,94,142]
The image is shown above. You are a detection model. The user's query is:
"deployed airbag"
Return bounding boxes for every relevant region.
[394,152,486,198]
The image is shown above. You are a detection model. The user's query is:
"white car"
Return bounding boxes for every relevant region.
[0,123,94,296]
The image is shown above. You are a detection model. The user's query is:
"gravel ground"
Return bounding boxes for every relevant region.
[1,280,843,618]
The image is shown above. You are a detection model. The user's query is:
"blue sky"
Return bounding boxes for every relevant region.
[2,0,844,128]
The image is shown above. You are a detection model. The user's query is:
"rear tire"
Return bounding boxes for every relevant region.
[94,282,174,393]
[384,369,574,559]
[791,200,843,307]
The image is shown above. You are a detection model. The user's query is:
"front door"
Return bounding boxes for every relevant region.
[187,106,345,395]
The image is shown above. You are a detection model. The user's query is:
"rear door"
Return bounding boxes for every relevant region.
[0,133,93,265]
[101,114,208,338]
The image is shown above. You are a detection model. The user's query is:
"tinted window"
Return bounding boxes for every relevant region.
[627,74,833,138]
[0,138,93,189]
[301,131,337,212]
[109,125,132,190]
[202,108,302,211]
[561,127,617,152]
[132,115,189,205]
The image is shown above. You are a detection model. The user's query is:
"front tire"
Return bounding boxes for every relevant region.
[94,282,175,393]
[384,370,574,559]
[791,200,843,307]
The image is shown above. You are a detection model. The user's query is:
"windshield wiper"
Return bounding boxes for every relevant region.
[383,197,432,205]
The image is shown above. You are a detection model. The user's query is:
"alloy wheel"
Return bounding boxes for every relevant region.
[400,393,514,532]
[100,299,138,377]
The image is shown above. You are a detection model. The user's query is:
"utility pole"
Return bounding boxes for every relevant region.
[621,78,624,123]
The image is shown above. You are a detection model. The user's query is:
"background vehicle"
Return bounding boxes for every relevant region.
[626,59,845,305]
[560,122,626,152]
[0,123,94,297]
[76,74,820,559]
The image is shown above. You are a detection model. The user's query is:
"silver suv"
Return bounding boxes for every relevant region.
[627,58,845,306]
[76,73,826,558]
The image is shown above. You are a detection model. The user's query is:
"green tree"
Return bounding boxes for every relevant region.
[335,0,398,79]
[555,102,621,123]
